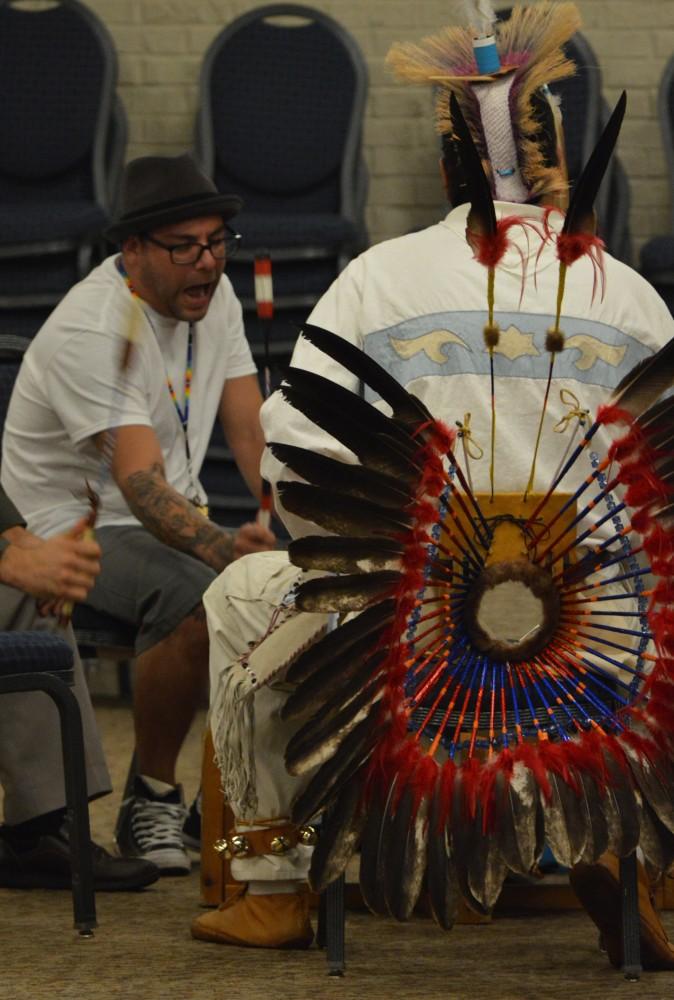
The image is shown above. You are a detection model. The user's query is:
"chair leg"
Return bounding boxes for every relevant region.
[324,874,346,976]
[116,659,133,701]
[620,853,641,981]
[26,674,97,935]
[316,887,327,949]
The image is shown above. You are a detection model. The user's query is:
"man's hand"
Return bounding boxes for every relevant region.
[0,516,101,603]
[232,521,276,560]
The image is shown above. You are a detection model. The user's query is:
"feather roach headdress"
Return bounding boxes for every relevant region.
[387,1,579,207]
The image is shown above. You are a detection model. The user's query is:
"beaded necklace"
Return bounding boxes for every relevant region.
[116,256,208,516]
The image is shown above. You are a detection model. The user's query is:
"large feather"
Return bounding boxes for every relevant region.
[290,708,381,824]
[295,571,402,614]
[466,799,508,913]
[359,779,396,916]
[284,367,419,457]
[284,671,387,775]
[634,394,674,441]
[286,599,396,685]
[577,771,609,864]
[300,323,433,429]
[639,800,674,877]
[269,442,414,508]
[469,844,508,915]
[383,784,430,921]
[562,92,626,238]
[280,382,421,483]
[449,92,497,245]
[624,745,674,835]
[448,768,493,917]
[601,749,641,858]
[426,780,459,930]
[308,775,368,894]
[645,422,674,454]
[606,335,674,420]
[282,634,387,722]
[494,762,541,876]
[278,482,411,539]
[540,769,588,868]
[286,653,386,774]
[288,536,405,575]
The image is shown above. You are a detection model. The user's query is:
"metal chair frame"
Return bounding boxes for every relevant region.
[0,650,96,935]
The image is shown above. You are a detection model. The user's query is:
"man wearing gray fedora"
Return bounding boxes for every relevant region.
[1,153,275,876]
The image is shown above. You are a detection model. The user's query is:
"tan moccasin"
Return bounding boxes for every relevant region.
[191,884,314,949]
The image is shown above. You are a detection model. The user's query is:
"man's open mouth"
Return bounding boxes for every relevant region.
[184,282,213,301]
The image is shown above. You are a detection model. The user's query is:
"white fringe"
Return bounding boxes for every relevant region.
[210,665,258,819]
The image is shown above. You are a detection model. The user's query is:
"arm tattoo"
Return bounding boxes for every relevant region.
[123,463,235,571]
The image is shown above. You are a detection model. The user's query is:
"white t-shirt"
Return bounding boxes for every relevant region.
[1,255,256,536]
[261,202,674,540]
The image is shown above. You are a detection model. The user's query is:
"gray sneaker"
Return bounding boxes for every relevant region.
[116,776,191,876]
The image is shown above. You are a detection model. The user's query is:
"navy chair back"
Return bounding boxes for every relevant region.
[0,0,116,242]
[198,4,367,224]
[196,2,368,319]
[0,0,125,321]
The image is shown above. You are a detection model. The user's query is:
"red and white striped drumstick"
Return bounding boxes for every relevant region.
[255,251,274,530]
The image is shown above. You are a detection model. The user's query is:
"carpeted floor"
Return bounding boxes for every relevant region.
[2,679,674,1000]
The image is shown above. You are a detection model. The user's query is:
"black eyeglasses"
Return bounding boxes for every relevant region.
[144,227,241,264]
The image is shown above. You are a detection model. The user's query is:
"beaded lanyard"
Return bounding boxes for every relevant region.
[116,257,209,516]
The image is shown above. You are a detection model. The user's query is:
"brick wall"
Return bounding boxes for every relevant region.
[88,0,674,259]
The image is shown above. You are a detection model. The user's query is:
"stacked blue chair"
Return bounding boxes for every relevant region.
[196,3,368,323]
[0,0,126,338]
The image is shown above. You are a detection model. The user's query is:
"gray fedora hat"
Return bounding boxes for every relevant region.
[105,153,242,243]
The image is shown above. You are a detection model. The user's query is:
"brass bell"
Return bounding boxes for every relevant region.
[298,825,318,846]
[270,834,291,855]
[229,834,251,858]
[213,838,231,859]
